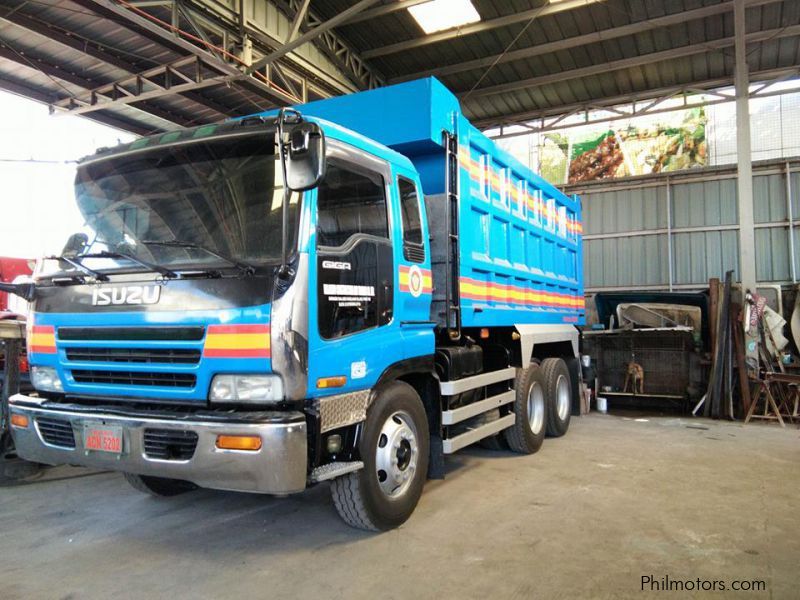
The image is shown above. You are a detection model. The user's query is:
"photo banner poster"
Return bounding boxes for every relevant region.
[538,107,707,184]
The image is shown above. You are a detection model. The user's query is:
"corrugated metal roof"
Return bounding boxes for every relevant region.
[0,0,364,134]
[0,0,798,134]
[323,0,800,128]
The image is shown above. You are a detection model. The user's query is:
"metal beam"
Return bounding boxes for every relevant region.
[0,57,180,133]
[0,43,197,125]
[484,68,800,139]
[71,0,289,105]
[287,0,311,42]
[271,0,383,89]
[49,57,230,117]
[0,9,231,118]
[391,0,780,83]
[462,24,800,99]
[476,67,800,131]
[245,0,381,75]
[361,0,605,60]
[169,0,344,97]
[735,0,757,331]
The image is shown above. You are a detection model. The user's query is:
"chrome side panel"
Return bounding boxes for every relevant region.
[314,389,371,433]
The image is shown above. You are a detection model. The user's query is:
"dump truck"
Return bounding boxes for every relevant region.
[4,78,584,530]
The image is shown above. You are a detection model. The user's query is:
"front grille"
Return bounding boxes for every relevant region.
[143,429,198,460]
[66,347,201,365]
[37,417,76,448]
[58,327,205,342]
[71,370,196,388]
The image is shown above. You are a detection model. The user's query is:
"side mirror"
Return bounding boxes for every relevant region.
[62,232,89,257]
[285,121,326,191]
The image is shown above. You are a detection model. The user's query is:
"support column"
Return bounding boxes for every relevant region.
[734,0,757,357]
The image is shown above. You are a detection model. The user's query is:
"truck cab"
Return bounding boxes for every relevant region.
[7,78,584,531]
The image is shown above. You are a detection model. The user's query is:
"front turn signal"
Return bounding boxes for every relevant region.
[216,434,262,451]
[316,376,347,389]
[10,414,29,429]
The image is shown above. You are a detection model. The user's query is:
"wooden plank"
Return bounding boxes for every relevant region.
[709,277,720,356]
[731,303,753,416]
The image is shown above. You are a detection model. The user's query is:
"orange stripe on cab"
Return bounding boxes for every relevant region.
[29,325,56,354]
[203,324,270,359]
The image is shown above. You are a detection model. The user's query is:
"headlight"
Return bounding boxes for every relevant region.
[209,374,283,403]
[31,366,63,393]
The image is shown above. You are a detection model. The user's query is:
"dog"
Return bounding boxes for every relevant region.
[623,362,645,394]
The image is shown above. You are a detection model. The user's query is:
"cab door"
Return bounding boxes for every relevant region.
[308,142,400,394]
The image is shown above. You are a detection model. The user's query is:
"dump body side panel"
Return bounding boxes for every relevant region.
[455,118,585,328]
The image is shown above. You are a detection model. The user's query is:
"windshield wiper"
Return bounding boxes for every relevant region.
[140,240,256,276]
[48,255,109,282]
[84,251,180,279]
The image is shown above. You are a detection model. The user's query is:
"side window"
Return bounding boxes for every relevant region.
[398,176,425,263]
[317,162,388,247]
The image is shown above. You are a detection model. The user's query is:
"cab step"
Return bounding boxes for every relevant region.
[439,366,516,395]
[441,390,515,425]
[309,461,364,483]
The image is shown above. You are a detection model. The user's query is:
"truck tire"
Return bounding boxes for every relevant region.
[330,381,429,531]
[123,472,197,497]
[504,364,546,454]
[542,358,572,437]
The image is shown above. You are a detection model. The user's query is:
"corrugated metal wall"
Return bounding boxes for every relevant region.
[565,159,800,292]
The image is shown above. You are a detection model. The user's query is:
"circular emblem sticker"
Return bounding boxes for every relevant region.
[408,265,423,298]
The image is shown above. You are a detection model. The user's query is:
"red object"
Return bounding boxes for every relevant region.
[0,256,33,311]
[84,425,123,454]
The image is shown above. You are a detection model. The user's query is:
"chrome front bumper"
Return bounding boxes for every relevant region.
[9,394,308,495]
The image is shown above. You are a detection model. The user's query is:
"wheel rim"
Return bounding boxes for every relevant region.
[375,410,419,499]
[527,382,544,434]
[556,374,570,421]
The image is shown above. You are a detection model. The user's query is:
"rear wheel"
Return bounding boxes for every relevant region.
[331,381,429,531]
[542,358,572,437]
[123,472,197,497]
[504,364,546,454]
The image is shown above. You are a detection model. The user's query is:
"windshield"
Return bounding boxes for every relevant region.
[41,132,300,278]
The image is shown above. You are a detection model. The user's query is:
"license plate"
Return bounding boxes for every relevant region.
[83,423,123,454]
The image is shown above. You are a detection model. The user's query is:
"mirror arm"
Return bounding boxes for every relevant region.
[0,282,36,302]
[276,108,298,280]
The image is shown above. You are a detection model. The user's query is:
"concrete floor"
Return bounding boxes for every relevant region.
[1,413,797,599]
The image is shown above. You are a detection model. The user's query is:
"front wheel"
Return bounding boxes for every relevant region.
[331,381,429,531]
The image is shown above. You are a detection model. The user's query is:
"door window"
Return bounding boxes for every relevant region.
[398,176,425,263]
[317,160,393,339]
[317,163,388,247]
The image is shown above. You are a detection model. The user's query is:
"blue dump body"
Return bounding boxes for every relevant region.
[275,77,585,328]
